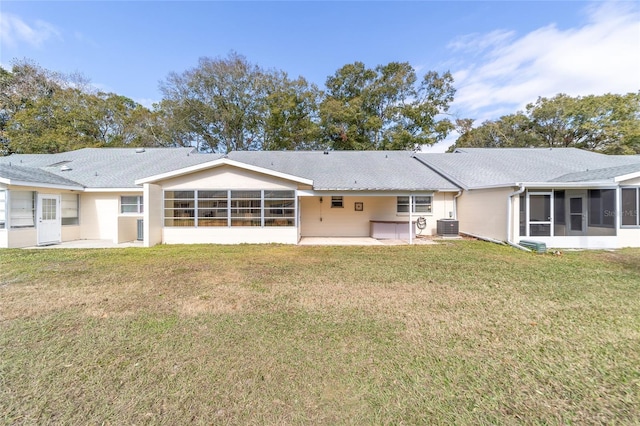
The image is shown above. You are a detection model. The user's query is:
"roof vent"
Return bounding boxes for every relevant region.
[60,165,72,171]
[135,148,145,153]
[323,151,329,155]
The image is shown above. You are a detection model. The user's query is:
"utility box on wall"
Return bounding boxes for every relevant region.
[436,219,459,237]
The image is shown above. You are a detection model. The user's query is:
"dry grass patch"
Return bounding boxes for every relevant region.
[1,242,639,424]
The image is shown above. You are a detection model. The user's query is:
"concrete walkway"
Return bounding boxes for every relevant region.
[24,236,441,249]
[25,240,143,249]
[298,237,438,246]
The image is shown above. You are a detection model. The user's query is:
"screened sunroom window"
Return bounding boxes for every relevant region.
[164,190,295,227]
[9,191,35,228]
[588,189,615,228]
[61,193,79,225]
[621,188,639,226]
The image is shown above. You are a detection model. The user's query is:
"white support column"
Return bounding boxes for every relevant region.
[409,194,413,245]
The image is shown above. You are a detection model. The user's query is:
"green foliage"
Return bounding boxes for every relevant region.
[1,59,159,154]
[158,52,322,153]
[321,62,455,150]
[452,92,640,153]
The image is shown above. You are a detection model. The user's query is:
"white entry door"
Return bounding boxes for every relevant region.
[37,194,61,246]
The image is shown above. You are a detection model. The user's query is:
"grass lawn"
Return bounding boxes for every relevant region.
[1,241,639,425]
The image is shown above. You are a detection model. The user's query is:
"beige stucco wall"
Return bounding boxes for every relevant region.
[117,216,140,243]
[161,165,298,190]
[299,193,454,237]
[80,193,119,242]
[620,177,640,186]
[457,187,513,241]
[7,228,36,248]
[144,184,163,247]
[62,226,81,242]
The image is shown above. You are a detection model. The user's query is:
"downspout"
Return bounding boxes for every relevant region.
[507,184,529,251]
[452,190,462,219]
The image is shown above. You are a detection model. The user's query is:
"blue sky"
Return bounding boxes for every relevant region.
[1,1,639,151]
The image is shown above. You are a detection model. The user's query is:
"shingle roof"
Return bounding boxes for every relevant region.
[228,150,460,191]
[0,148,219,188]
[0,164,83,188]
[415,148,640,189]
[552,162,640,183]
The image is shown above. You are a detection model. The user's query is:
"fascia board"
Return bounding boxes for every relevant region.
[135,158,313,186]
[614,170,640,183]
[0,178,84,191]
[297,190,439,197]
[83,187,143,193]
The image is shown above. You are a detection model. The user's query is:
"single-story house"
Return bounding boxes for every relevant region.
[1,147,638,249]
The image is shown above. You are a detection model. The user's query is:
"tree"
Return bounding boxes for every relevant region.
[452,92,640,154]
[319,61,455,150]
[158,52,321,153]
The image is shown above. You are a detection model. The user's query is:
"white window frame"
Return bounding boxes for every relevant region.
[397,195,433,215]
[121,195,144,214]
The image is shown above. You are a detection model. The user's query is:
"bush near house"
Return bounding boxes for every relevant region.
[1,242,639,424]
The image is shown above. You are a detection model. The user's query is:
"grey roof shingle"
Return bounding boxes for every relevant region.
[0,148,220,188]
[416,148,640,189]
[228,150,460,191]
[0,164,83,188]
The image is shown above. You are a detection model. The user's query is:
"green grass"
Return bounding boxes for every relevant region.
[1,242,639,425]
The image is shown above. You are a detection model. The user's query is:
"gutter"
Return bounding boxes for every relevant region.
[452,190,462,219]
[506,184,530,251]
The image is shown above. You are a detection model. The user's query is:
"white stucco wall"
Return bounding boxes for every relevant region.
[0,230,8,248]
[163,227,298,245]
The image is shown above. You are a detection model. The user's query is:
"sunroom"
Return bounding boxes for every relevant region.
[518,186,638,249]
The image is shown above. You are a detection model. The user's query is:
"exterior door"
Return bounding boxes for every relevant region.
[528,192,552,236]
[37,194,61,246]
[568,195,587,236]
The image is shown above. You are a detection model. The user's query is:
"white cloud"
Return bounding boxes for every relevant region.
[447,1,640,123]
[0,13,61,48]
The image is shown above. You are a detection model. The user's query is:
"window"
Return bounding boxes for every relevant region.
[9,191,35,228]
[164,190,295,227]
[121,195,143,214]
[230,190,261,226]
[198,190,228,227]
[61,193,79,225]
[397,196,432,214]
[621,187,639,226]
[589,189,615,228]
[0,190,5,229]
[164,191,195,226]
[331,196,343,208]
[264,190,295,226]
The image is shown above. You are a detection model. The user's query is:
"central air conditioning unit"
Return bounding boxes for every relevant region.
[436,219,459,237]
